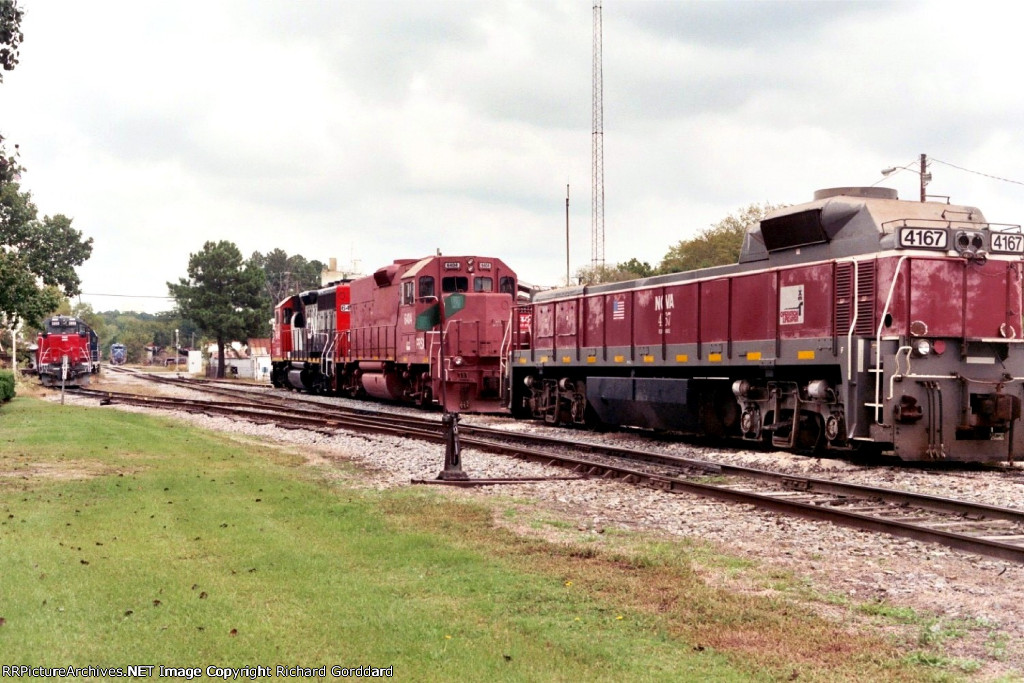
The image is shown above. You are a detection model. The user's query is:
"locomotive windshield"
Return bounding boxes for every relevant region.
[442,276,469,293]
[45,316,85,335]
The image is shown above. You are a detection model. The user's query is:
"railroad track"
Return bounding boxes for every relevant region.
[78,371,1024,564]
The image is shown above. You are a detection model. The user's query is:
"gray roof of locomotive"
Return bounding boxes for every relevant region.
[533,187,999,304]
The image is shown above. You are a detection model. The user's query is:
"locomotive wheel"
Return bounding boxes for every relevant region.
[795,411,826,453]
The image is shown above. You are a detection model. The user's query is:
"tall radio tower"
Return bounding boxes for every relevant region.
[591,1,605,269]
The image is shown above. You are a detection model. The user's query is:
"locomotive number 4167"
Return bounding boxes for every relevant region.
[898,227,947,249]
[991,232,1024,254]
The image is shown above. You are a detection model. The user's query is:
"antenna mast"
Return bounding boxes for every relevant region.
[591,2,605,269]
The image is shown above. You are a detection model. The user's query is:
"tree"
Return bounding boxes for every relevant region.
[0,182,93,327]
[574,258,657,286]
[618,258,656,278]
[114,315,156,364]
[249,248,325,336]
[1,3,92,330]
[1,0,22,182]
[251,248,325,304]
[659,203,783,274]
[0,0,22,82]
[71,302,109,351]
[168,241,266,378]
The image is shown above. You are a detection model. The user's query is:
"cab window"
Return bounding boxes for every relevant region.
[401,281,414,305]
[442,276,468,293]
[474,277,493,292]
[418,276,435,300]
[499,276,515,294]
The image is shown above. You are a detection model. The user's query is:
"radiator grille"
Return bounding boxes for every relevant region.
[835,261,876,336]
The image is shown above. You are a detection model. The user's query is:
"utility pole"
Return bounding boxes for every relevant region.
[565,183,570,285]
[919,153,930,202]
[591,2,605,269]
[10,318,18,387]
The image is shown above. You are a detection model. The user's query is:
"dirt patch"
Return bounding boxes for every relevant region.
[0,460,116,483]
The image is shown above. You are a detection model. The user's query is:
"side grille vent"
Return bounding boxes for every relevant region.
[835,261,876,336]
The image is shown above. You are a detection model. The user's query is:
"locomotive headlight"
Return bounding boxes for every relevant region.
[452,355,465,366]
[912,338,932,357]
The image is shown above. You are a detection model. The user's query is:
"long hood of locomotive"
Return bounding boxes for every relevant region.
[520,253,1021,362]
[513,247,1024,461]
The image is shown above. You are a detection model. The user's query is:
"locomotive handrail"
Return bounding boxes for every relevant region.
[323,333,336,378]
[880,218,1021,231]
[873,255,910,426]
[887,345,913,401]
[498,310,514,401]
[844,259,860,438]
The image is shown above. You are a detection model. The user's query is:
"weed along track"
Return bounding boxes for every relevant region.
[73,376,1024,564]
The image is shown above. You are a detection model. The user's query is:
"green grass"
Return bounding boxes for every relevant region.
[0,397,984,680]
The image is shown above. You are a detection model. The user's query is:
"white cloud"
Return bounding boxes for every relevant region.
[2,0,1023,313]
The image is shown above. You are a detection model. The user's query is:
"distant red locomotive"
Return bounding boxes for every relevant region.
[34,315,100,387]
[511,188,1024,463]
[272,254,518,412]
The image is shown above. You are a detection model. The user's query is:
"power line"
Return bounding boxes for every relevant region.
[873,156,1024,191]
[930,158,1024,188]
[81,292,175,300]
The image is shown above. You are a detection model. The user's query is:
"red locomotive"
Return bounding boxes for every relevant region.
[272,254,518,412]
[34,315,100,387]
[510,187,1024,463]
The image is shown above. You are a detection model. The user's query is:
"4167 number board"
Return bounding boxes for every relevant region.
[898,227,947,249]
[991,231,1024,254]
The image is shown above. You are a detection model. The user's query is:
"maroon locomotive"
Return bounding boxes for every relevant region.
[34,315,100,387]
[272,254,518,412]
[510,187,1024,463]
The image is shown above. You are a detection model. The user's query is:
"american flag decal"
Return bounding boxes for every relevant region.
[612,299,625,320]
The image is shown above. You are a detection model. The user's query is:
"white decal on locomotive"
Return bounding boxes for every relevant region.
[779,285,804,325]
[655,294,674,334]
[612,299,625,320]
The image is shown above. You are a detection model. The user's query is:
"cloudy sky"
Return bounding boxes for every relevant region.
[3,1,1023,313]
